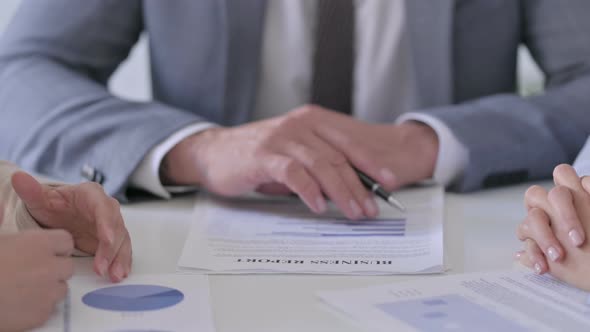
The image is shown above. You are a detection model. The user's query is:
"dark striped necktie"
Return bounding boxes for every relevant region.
[310,0,355,115]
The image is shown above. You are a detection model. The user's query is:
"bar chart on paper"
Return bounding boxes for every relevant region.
[317,271,590,332]
[376,295,528,332]
[178,185,444,275]
[268,218,406,238]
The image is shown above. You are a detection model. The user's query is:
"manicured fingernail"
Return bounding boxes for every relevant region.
[316,197,327,214]
[114,264,125,281]
[380,168,396,183]
[547,247,560,262]
[350,200,362,218]
[514,251,524,260]
[569,229,583,246]
[364,198,379,217]
[534,263,542,274]
[98,259,109,276]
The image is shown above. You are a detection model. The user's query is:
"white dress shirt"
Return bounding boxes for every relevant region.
[130,0,468,198]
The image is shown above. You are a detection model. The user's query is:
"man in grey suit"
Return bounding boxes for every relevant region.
[0,0,589,219]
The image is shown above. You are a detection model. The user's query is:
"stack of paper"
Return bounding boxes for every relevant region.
[34,274,216,332]
[178,185,445,275]
[317,270,590,332]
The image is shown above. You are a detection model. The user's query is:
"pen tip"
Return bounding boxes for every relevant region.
[387,196,406,212]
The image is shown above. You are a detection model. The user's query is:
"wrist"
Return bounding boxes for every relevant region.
[400,122,439,179]
[160,127,224,185]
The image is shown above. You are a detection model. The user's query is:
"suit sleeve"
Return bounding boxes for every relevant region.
[420,0,590,192]
[0,161,41,234]
[0,0,204,200]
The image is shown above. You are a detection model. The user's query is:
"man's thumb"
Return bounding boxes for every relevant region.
[11,171,45,210]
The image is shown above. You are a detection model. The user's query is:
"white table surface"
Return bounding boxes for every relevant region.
[72,181,546,332]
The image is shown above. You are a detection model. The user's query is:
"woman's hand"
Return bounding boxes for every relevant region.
[516,164,590,291]
[0,230,74,331]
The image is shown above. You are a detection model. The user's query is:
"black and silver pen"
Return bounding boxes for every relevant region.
[355,170,406,212]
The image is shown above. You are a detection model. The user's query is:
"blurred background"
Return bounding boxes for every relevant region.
[0,0,544,102]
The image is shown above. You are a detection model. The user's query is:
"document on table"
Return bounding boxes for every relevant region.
[34,274,215,332]
[178,185,444,275]
[317,270,590,332]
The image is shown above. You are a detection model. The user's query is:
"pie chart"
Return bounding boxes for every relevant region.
[82,285,184,312]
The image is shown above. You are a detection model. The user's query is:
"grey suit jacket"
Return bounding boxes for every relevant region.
[0,0,589,199]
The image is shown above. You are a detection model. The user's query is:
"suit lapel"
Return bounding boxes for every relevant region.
[406,0,454,108]
[222,0,268,125]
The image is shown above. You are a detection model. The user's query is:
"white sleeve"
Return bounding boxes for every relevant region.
[397,113,469,187]
[129,123,217,198]
[573,137,590,177]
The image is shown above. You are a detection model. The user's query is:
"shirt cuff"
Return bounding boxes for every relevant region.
[129,122,217,198]
[397,113,469,187]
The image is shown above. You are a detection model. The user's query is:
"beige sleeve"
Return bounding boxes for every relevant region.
[0,161,43,235]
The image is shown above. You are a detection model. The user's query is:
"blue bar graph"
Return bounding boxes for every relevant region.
[267,218,406,238]
[377,295,529,332]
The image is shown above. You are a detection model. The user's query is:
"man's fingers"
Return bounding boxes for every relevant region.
[11,171,45,210]
[304,134,378,217]
[93,212,126,278]
[281,142,363,219]
[524,239,548,274]
[547,186,585,247]
[520,208,564,262]
[44,229,75,257]
[314,125,398,191]
[256,183,293,196]
[78,184,126,277]
[107,233,133,283]
[263,154,327,214]
[338,164,379,218]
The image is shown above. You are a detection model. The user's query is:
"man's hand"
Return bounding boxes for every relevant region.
[0,230,74,331]
[11,172,132,283]
[516,164,590,290]
[162,105,439,219]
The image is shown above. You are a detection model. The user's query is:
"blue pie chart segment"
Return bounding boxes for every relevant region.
[82,285,184,312]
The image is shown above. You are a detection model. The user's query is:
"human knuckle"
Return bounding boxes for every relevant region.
[85,181,104,192]
[281,159,302,180]
[525,185,545,201]
[279,111,303,128]
[108,197,121,209]
[329,152,348,166]
[516,222,526,238]
[553,164,573,179]
[298,177,318,196]
[528,207,547,222]
[293,104,317,117]
[548,185,569,201]
[307,154,328,171]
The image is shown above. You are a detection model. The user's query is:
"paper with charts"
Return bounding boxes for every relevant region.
[317,270,590,332]
[178,185,444,274]
[33,274,215,332]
